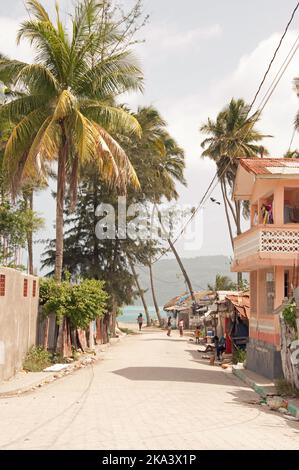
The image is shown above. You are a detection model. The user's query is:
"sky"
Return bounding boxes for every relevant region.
[2,0,299,271]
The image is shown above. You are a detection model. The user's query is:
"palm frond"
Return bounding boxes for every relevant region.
[82,101,141,136]
[25,0,50,22]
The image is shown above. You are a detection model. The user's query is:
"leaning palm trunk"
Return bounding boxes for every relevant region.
[167,237,196,303]
[149,263,162,326]
[220,179,234,250]
[129,258,150,326]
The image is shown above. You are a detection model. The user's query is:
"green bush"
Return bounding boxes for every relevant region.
[40,277,109,328]
[23,347,52,372]
[282,302,297,330]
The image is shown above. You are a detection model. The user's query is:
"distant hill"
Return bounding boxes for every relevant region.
[135,255,236,307]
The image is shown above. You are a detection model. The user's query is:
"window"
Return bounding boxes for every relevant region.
[250,272,257,314]
[23,279,28,297]
[266,272,275,314]
[0,275,5,296]
[32,280,37,298]
[284,271,290,298]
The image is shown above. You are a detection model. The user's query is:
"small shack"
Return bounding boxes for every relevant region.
[215,291,250,354]
[163,291,216,329]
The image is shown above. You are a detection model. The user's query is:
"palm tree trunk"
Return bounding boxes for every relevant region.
[149,263,162,326]
[129,258,151,326]
[110,295,117,337]
[223,180,237,226]
[220,179,234,250]
[54,129,69,355]
[167,237,196,303]
[55,130,67,282]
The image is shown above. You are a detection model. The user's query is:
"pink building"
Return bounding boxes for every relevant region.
[232,158,299,379]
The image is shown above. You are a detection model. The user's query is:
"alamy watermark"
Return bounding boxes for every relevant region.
[94,197,204,251]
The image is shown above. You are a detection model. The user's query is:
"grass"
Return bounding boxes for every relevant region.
[23,346,52,372]
[23,346,80,372]
[276,379,299,398]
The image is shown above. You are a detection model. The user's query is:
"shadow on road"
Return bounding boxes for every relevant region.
[112,366,246,386]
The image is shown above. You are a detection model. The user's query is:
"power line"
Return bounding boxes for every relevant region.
[149,2,299,266]
[248,1,299,113]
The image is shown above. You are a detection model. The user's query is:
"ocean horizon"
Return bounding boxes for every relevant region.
[119,305,167,323]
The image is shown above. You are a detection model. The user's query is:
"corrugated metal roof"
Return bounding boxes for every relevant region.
[240,158,299,176]
[225,292,250,319]
[163,290,215,311]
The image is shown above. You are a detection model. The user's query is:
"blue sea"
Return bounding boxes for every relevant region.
[119,305,167,323]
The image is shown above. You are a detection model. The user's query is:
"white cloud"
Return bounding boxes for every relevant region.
[0,16,32,62]
[153,30,299,256]
[160,24,222,49]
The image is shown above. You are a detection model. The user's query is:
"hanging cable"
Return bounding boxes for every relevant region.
[248,1,299,113]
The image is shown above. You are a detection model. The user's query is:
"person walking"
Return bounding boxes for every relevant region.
[178,319,184,337]
[195,325,200,344]
[137,313,143,332]
[216,334,226,361]
[167,316,172,336]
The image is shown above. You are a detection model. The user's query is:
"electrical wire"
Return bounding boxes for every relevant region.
[149,2,299,266]
[248,1,299,113]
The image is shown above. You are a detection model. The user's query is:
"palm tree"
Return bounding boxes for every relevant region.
[123,106,190,315]
[0,0,142,282]
[207,274,236,292]
[200,98,268,283]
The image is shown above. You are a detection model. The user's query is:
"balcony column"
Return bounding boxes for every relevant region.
[274,266,285,309]
[273,183,284,225]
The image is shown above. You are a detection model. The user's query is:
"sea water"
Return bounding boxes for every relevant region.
[119,305,167,323]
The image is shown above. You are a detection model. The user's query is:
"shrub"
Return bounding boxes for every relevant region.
[40,278,109,328]
[282,301,297,330]
[68,279,108,329]
[23,347,52,372]
[233,348,246,364]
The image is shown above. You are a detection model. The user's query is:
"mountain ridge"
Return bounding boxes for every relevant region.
[135,255,236,306]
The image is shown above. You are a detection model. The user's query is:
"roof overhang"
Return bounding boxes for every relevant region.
[233,164,255,201]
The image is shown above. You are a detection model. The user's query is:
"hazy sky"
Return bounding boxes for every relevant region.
[2,0,299,270]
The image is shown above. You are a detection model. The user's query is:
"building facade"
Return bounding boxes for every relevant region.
[232,158,299,379]
[0,267,39,381]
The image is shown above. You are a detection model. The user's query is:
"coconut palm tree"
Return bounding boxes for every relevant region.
[123,106,190,315]
[0,0,142,281]
[200,98,268,283]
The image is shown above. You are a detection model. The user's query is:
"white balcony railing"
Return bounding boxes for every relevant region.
[234,225,299,262]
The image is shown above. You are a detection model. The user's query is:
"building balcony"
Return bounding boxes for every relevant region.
[232,224,299,271]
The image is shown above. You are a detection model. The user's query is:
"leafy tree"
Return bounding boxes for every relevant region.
[208,274,237,292]
[42,106,186,328]
[40,277,108,330]
[284,149,299,159]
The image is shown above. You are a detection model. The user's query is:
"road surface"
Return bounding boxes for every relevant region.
[0,329,298,450]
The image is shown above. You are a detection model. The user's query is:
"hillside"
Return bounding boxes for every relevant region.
[135,255,236,306]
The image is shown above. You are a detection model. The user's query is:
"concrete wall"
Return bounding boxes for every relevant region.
[0,267,39,381]
[246,338,283,380]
